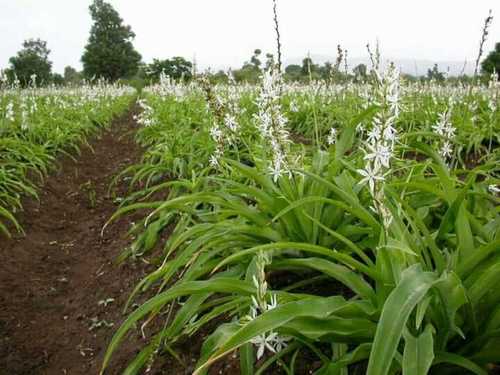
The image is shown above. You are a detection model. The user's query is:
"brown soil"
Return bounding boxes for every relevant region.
[0,107,154,375]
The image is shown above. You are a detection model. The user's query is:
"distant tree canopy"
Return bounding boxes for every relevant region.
[231,50,351,83]
[81,0,141,82]
[427,64,445,82]
[145,57,193,83]
[52,73,65,86]
[353,63,368,81]
[233,49,263,83]
[481,42,500,79]
[64,66,83,85]
[284,64,302,80]
[7,39,53,86]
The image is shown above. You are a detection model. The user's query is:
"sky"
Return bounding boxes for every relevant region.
[0,0,499,74]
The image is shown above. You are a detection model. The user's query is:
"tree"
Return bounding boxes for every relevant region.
[64,66,83,85]
[320,61,333,80]
[265,53,275,70]
[353,63,368,81]
[284,64,302,81]
[301,56,321,80]
[233,49,263,83]
[481,42,500,78]
[250,49,262,69]
[52,73,65,86]
[427,64,445,82]
[81,0,141,81]
[145,57,193,83]
[7,38,53,86]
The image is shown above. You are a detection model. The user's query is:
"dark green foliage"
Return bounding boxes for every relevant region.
[81,0,141,81]
[234,49,264,83]
[301,56,318,76]
[7,39,53,87]
[250,49,262,69]
[284,64,302,81]
[145,57,193,83]
[209,70,229,84]
[52,73,64,86]
[481,42,500,78]
[353,64,368,81]
[427,64,445,82]
[64,66,83,85]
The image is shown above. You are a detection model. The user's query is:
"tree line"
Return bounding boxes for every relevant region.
[2,0,499,88]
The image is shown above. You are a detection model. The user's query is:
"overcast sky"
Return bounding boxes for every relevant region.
[1,0,499,73]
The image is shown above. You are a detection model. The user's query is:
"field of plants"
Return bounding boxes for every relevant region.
[1,58,499,374]
[77,63,500,375]
[0,82,135,236]
[1,0,499,374]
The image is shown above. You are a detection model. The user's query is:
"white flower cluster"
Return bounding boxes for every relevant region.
[202,74,242,168]
[488,184,500,195]
[357,64,400,229]
[289,99,299,113]
[432,104,455,161]
[326,127,337,145]
[4,102,15,122]
[246,252,290,360]
[488,71,498,113]
[135,99,156,127]
[254,68,291,182]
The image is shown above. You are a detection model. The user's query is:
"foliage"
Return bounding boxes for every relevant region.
[481,42,500,78]
[427,64,446,82]
[0,83,135,236]
[353,63,368,81]
[82,0,142,82]
[145,57,193,83]
[6,39,53,87]
[64,66,83,85]
[101,70,500,374]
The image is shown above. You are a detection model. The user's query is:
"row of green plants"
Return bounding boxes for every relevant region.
[103,69,499,374]
[0,83,135,236]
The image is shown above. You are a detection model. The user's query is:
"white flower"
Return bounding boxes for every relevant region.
[209,154,219,168]
[382,123,398,143]
[356,122,366,134]
[439,141,453,159]
[250,332,278,360]
[366,125,382,143]
[364,143,392,169]
[209,123,222,141]
[357,164,385,194]
[5,102,15,122]
[224,114,239,134]
[488,184,500,194]
[267,294,278,310]
[272,334,291,352]
[327,127,337,145]
[249,330,290,360]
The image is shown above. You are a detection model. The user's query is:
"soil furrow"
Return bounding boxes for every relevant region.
[0,107,150,375]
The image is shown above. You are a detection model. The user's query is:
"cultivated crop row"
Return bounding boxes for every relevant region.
[0,82,135,236]
[108,68,498,373]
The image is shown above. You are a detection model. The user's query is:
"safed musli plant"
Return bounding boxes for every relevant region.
[101,4,499,364]
[101,56,500,374]
[103,141,500,374]
[0,83,135,236]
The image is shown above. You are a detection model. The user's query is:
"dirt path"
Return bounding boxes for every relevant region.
[0,107,152,375]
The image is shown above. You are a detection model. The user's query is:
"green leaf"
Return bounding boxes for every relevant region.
[194,296,353,374]
[101,279,255,374]
[402,324,435,375]
[433,352,487,375]
[240,343,254,375]
[367,264,438,375]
